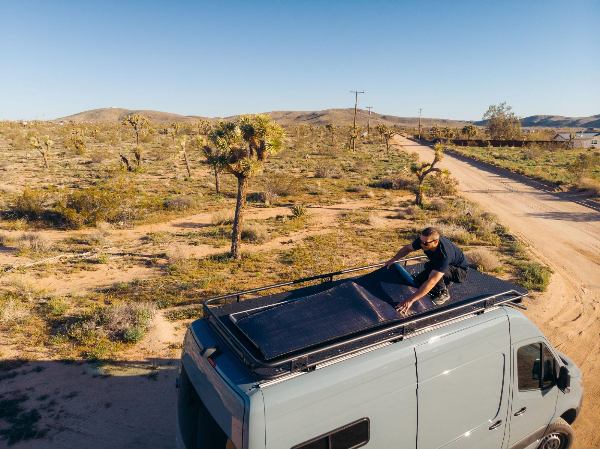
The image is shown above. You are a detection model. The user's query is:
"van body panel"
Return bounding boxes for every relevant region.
[181,323,247,448]
[260,342,418,449]
[415,314,510,449]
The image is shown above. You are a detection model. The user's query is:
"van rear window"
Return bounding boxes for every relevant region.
[292,418,369,449]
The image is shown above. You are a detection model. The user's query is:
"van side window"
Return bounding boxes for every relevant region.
[541,344,557,389]
[517,343,557,391]
[292,418,369,449]
[517,343,541,390]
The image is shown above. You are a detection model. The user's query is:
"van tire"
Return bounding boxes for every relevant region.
[537,418,574,449]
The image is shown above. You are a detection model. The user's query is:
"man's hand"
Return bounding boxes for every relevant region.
[384,258,398,269]
[396,299,416,316]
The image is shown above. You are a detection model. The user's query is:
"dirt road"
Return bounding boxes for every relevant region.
[393,135,600,447]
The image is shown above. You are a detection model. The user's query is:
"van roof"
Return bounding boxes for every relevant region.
[203,261,527,379]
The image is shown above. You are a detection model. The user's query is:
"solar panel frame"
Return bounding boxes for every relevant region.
[202,259,527,379]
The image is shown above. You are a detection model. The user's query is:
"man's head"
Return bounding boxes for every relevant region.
[420,227,441,250]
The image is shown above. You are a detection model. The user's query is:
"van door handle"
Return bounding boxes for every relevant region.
[488,420,502,430]
[514,407,527,416]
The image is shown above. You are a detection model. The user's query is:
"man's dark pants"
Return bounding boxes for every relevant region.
[414,262,468,297]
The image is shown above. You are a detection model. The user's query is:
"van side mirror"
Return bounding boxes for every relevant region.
[557,366,571,391]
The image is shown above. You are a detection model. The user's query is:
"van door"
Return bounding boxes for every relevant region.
[415,316,511,449]
[507,339,559,449]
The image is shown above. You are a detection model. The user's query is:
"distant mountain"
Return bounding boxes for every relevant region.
[474,114,600,129]
[55,107,468,127]
[56,107,600,129]
[55,108,207,123]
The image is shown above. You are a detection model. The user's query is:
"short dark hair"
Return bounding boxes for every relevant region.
[421,227,441,237]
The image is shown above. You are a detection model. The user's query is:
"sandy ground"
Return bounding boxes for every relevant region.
[0,199,402,449]
[393,135,600,448]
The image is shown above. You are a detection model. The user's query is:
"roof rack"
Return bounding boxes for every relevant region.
[202,258,527,379]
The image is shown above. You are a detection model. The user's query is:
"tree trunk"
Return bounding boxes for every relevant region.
[385,139,390,155]
[40,150,49,169]
[213,165,220,194]
[230,175,248,260]
[182,150,192,178]
[415,178,425,206]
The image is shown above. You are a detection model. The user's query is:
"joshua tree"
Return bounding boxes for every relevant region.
[461,124,477,139]
[325,123,335,147]
[207,115,284,259]
[168,122,182,142]
[178,135,192,178]
[429,125,441,141]
[198,135,224,195]
[411,143,445,206]
[121,114,149,145]
[376,124,395,155]
[196,119,212,136]
[120,147,142,172]
[29,135,53,169]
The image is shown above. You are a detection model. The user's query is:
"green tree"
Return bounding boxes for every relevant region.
[207,115,284,259]
[122,114,150,145]
[411,143,445,206]
[483,102,521,140]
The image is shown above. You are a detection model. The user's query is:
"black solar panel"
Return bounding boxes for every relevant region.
[227,265,525,361]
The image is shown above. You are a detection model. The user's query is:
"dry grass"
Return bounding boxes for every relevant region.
[466,248,501,272]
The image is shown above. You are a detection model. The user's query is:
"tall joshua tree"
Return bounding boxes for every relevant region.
[179,135,192,178]
[122,114,149,146]
[411,143,445,206]
[325,123,335,147]
[29,135,53,169]
[207,115,284,259]
[376,124,395,155]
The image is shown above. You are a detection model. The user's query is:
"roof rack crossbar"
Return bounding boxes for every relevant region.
[203,266,527,378]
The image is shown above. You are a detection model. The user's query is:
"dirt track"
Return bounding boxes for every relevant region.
[393,135,600,448]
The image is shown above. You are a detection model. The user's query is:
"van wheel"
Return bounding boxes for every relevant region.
[537,418,574,449]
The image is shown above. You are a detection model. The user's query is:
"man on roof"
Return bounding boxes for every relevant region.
[385,226,469,316]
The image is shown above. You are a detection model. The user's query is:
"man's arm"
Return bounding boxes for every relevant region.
[396,270,444,315]
[384,243,415,268]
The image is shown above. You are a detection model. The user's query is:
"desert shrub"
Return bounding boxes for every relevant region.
[369,174,416,191]
[427,198,447,211]
[424,172,458,197]
[0,231,14,247]
[435,223,474,245]
[466,249,500,272]
[513,261,552,292]
[241,224,268,244]
[163,195,197,211]
[263,174,302,197]
[314,166,341,179]
[56,179,139,228]
[211,210,233,225]
[43,297,69,317]
[395,205,425,220]
[290,204,307,218]
[63,302,156,347]
[89,150,109,164]
[345,184,366,193]
[577,177,600,195]
[11,189,49,220]
[15,233,51,254]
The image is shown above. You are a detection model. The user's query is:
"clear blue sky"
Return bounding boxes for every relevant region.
[1,0,598,121]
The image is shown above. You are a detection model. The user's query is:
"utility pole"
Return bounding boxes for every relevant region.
[366,106,373,135]
[418,108,422,140]
[350,90,364,151]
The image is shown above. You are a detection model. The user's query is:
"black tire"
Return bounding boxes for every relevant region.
[537,418,574,449]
